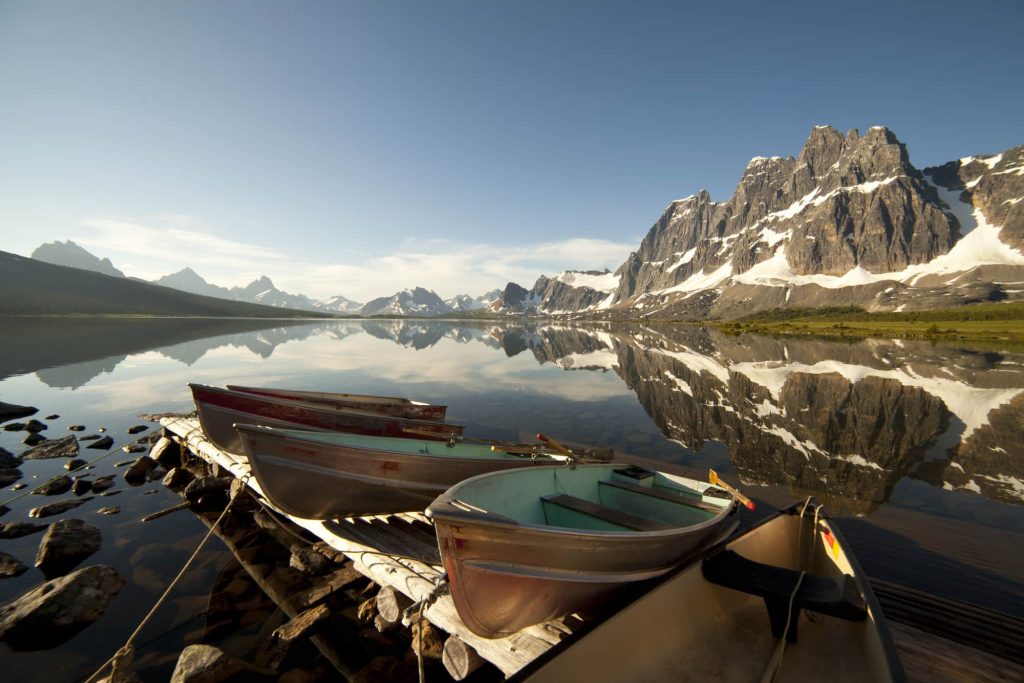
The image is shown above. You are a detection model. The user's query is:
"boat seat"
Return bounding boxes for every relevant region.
[599,479,722,512]
[702,549,866,642]
[541,493,669,532]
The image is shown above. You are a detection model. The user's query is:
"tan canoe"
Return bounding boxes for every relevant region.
[226,384,447,421]
[516,498,904,682]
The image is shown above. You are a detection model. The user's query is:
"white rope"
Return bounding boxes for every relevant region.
[410,574,449,683]
[82,471,249,683]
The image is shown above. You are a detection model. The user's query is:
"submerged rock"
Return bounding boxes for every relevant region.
[32,476,72,496]
[72,478,93,495]
[68,425,86,431]
[170,644,272,683]
[0,469,22,487]
[0,447,19,469]
[44,414,59,420]
[65,458,87,470]
[3,423,26,432]
[0,564,125,649]
[23,419,48,433]
[0,551,29,578]
[0,402,37,423]
[22,433,46,447]
[91,475,116,493]
[0,522,48,539]
[127,425,148,435]
[87,436,114,450]
[21,435,78,460]
[35,519,102,578]
[29,498,92,518]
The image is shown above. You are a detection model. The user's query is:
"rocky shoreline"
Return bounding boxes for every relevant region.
[0,401,495,682]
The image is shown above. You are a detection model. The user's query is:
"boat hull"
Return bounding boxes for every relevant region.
[238,425,560,519]
[428,464,739,638]
[517,501,904,682]
[190,384,463,454]
[226,385,447,421]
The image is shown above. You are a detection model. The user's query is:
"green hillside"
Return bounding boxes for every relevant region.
[0,250,335,318]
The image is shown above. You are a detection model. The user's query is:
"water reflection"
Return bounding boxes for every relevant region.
[2,317,1022,513]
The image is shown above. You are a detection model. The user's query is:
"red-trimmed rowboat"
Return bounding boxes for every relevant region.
[225,384,446,421]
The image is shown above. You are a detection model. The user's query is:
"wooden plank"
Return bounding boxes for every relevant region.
[542,493,669,531]
[600,478,721,512]
[161,417,573,677]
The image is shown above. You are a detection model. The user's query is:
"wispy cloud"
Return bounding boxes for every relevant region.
[73,216,637,302]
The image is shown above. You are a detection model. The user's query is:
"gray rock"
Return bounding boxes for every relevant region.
[44,414,59,420]
[23,419,48,433]
[0,564,125,648]
[21,435,79,460]
[87,436,114,450]
[68,425,86,431]
[32,476,72,496]
[23,433,46,446]
[65,458,87,470]
[72,478,93,495]
[29,498,92,518]
[170,644,272,683]
[0,447,19,469]
[0,402,37,423]
[127,425,148,435]
[122,444,147,454]
[289,547,330,576]
[11,483,26,491]
[0,551,29,578]
[162,467,194,489]
[97,427,106,433]
[3,422,26,431]
[150,436,180,468]
[35,519,102,578]
[96,506,120,516]
[0,469,22,487]
[0,522,48,539]
[123,456,158,484]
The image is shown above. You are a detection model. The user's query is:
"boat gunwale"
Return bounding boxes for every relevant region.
[427,463,739,539]
[189,383,461,431]
[235,423,562,466]
[226,383,432,406]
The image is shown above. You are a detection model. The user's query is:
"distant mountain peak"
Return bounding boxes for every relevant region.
[30,240,125,278]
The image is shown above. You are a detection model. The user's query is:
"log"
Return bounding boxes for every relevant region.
[290,565,363,610]
[443,635,486,680]
[357,597,377,624]
[272,602,330,642]
[375,585,413,626]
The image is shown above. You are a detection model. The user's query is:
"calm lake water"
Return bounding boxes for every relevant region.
[1,317,1023,680]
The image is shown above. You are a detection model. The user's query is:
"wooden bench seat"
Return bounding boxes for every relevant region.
[600,478,723,512]
[541,493,669,532]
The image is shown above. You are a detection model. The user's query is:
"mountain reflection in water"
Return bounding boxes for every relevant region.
[4,317,1022,513]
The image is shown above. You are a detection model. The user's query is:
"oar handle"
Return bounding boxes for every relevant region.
[709,469,756,510]
[491,445,538,455]
[536,433,574,458]
[401,427,461,440]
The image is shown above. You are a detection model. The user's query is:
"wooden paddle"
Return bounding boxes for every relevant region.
[536,433,575,458]
[709,469,756,510]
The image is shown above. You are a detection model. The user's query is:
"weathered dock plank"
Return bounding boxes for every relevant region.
[161,417,570,677]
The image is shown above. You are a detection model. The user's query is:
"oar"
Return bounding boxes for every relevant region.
[401,427,461,440]
[536,433,575,458]
[709,469,756,510]
[490,445,539,456]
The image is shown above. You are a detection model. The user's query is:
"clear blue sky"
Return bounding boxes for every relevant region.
[1,0,1021,301]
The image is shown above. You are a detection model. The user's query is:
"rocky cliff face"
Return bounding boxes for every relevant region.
[530,127,1024,318]
[361,287,452,317]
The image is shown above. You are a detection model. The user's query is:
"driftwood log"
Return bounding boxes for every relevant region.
[443,635,486,680]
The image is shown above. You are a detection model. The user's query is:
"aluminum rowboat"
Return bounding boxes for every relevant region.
[427,463,739,638]
[226,384,447,421]
[189,383,463,454]
[517,498,904,682]
[237,425,565,519]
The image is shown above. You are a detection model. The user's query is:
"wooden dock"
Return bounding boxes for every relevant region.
[161,416,1024,682]
[161,417,575,678]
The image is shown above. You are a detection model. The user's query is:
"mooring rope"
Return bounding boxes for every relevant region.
[0,414,194,510]
[410,573,449,683]
[81,471,249,683]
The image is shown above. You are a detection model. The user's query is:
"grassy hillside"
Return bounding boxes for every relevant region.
[716,301,1024,347]
[0,251,336,318]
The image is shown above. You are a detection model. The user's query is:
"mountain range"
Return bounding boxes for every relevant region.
[21,125,1023,319]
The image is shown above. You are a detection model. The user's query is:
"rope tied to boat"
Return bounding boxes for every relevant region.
[82,470,249,683]
[408,572,449,683]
